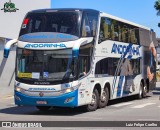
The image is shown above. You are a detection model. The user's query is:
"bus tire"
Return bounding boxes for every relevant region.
[99,87,109,108]
[142,83,147,98]
[137,82,146,99]
[84,89,99,112]
[36,106,52,111]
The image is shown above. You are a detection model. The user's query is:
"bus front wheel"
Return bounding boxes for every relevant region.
[84,89,99,112]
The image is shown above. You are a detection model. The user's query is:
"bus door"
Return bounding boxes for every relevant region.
[77,43,93,101]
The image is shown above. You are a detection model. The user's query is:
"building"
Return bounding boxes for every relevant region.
[0,0,51,88]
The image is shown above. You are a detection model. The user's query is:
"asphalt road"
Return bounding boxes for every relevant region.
[0,92,160,121]
[0,82,160,130]
[0,85,160,130]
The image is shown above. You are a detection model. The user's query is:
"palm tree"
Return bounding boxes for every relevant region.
[154,0,160,15]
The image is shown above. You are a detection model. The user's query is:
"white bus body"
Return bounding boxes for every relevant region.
[4,9,157,111]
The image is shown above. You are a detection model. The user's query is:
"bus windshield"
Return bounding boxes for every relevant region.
[16,48,75,82]
[19,11,80,37]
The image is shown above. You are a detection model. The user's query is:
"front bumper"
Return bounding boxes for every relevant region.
[14,90,78,107]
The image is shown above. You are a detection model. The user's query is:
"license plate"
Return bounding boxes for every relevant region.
[36,101,47,105]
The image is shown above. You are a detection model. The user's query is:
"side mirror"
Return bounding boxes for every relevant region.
[4,48,10,58]
[4,39,18,58]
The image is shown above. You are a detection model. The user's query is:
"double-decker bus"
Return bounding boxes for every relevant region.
[4,8,157,111]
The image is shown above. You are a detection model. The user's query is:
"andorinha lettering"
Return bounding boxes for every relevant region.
[28,88,56,91]
[111,43,140,56]
[24,43,67,48]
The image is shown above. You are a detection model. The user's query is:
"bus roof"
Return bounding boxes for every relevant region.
[29,8,151,31]
[29,8,99,13]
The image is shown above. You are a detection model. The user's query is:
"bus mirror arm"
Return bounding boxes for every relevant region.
[4,39,18,58]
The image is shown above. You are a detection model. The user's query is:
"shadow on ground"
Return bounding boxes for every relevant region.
[108,95,151,106]
[0,95,152,116]
[0,106,86,116]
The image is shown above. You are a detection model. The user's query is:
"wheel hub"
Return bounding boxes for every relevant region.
[91,93,96,105]
[101,91,106,102]
[144,85,147,93]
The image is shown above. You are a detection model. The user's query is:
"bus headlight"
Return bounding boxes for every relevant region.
[62,83,81,94]
[65,87,74,93]
[15,87,21,92]
[15,87,25,93]
[62,87,74,93]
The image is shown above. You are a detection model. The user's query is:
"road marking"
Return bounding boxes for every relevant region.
[70,116,103,120]
[131,103,156,108]
[5,96,14,99]
[111,102,133,107]
[2,95,14,100]
[137,119,159,121]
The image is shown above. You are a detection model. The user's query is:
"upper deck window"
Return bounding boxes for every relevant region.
[19,11,80,37]
[99,17,139,44]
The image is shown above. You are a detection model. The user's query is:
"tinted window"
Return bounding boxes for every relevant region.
[81,13,91,37]
[99,17,139,44]
[81,12,98,37]
[95,58,140,76]
[16,48,74,82]
[78,43,93,77]
[95,58,119,76]
[19,12,79,37]
[87,13,98,36]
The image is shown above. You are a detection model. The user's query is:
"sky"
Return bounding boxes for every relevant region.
[51,0,160,38]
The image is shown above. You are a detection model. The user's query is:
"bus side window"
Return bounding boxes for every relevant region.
[113,20,119,41]
[87,13,98,37]
[131,28,138,44]
[78,44,92,77]
[127,26,131,43]
[98,17,139,44]
[95,58,119,76]
[98,18,105,43]
[118,23,122,42]
[81,13,91,37]
[104,18,111,39]
[121,24,127,43]
[111,20,115,40]
[98,17,111,43]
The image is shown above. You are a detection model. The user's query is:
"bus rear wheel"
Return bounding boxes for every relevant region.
[142,83,147,98]
[84,89,99,112]
[36,106,52,111]
[137,82,147,99]
[99,87,109,108]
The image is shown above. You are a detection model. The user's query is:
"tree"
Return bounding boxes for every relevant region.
[154,0,160,15]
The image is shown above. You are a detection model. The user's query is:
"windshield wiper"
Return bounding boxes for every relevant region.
[62,69,72,79]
